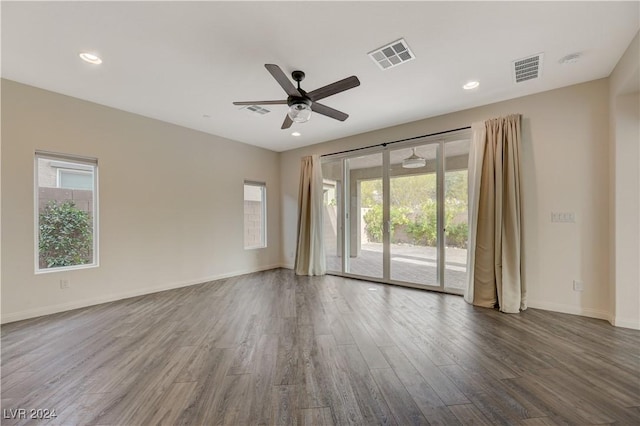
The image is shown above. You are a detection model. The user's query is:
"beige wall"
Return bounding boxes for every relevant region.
[281,79,612,320]
[609,31,640,329]
[1,79,281,323]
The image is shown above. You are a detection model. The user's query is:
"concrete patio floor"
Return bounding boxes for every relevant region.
[326,242,467,291]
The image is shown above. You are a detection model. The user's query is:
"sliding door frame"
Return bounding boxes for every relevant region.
[322,129,470,295]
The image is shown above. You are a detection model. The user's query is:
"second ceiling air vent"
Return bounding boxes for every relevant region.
[240,105,271,115]
[512,53,544,83]
[368,38,415,70]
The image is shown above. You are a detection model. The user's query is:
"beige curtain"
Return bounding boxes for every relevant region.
[464,122,487,306]
[294,155,326,276]
[465,115,525,313]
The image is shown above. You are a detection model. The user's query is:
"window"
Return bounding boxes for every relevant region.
[35,152,98,272]
[58,169,93,190]
[244,181,266,249]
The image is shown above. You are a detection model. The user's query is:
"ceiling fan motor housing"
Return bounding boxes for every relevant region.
[291,70,306,83]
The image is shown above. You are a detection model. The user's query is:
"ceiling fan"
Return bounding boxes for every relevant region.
[233,64,360,129]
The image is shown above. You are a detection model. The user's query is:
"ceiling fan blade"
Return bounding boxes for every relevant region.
[281,114,293,129]
[311,102,349,121]
[233,100,287,105]
[307,76,360,102]
[265,64,301,97]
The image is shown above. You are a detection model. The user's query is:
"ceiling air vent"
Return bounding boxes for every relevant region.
[512,53,544,83]
[240,105,271,115]
[368,38,415,70]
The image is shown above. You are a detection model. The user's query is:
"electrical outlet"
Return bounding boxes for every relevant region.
[573,280,584,292]
[60,279,70,289]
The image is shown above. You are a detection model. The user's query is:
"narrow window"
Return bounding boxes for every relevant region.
[35,152,98,272]
[244,181,267,249]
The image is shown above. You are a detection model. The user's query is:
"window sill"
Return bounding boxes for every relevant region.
[35,263,99,275]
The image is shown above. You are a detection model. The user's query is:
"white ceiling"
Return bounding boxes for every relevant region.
[2,2,638,152]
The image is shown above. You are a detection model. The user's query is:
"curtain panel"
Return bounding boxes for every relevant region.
[294,155,326,276]
[465,115,525,313]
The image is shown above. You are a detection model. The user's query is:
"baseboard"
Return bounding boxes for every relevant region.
[281,262,294,270]
[611,316,640,330]
[1,263,282,324]
[527,300,611,321]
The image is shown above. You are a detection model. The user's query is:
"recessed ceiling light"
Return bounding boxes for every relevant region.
[79,52,102,65]
[559,53,581,65]
[463,81,480,90]
[291,132,301,137]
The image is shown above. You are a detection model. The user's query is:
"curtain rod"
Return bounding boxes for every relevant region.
[320,126,472,157]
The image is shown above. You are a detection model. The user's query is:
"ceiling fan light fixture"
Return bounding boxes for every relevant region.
[402,148,426,169]
[288,101,312,123]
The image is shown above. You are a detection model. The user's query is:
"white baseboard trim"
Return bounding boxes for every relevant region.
[611,317,640,330]
[281,263,294,270]
[1,263,283,324]
[527,300,611,321]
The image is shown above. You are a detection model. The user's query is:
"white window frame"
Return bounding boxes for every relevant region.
[243,180,267,249]
[35,151,99,274]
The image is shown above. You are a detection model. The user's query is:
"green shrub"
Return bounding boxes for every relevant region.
[363,205,413,243]
[360,170,469,248]
[445,222,469,248]
[362,199,469,248]
[363,205,383,242]
[39,200,93,268]
[406,199,438,246]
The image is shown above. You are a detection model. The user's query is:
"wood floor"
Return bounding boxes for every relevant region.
[2,269,639,425]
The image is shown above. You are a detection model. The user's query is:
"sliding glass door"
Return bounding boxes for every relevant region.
[444,139,470,293]
[322,132,470,294]
[344,152,384,280]
[322,158,343,273]
[388,143,439,287]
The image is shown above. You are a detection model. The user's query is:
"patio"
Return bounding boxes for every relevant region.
[326,242,467,291]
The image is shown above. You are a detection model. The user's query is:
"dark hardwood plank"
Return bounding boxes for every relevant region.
[370,368,429,425]
[174,347,235,425]
[299,407,334,425]
[394,338,470,406]
[380,346,461,425]
[144,381,198,425]
[440,363,545,422]
[314,334,365,425]
[449,403,494,425]
[337,344,394,425]
[520,416,562,425]
[89,345,197,424]
[343,315,390,370]
[274,318,299,386]
[271,385,297,426]
[296,325,331,410]
[247,334,278,425]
